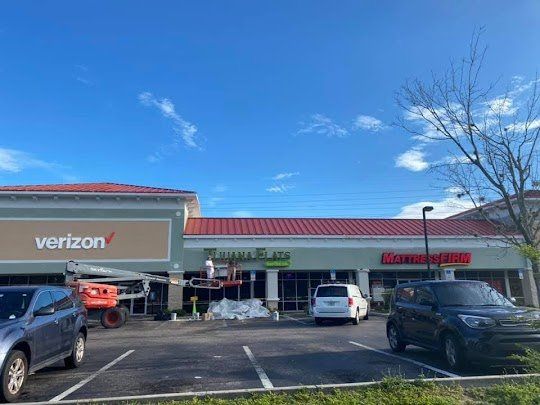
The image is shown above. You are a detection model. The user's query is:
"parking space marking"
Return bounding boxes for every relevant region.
[282,315,310,325]
[349,341,459,378]
[242,346,274,389]
[49,350,135,402]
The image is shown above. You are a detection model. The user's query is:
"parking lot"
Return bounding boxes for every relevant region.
[19,314,522,403]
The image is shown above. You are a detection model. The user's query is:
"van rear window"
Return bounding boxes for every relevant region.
[316,286,347,297]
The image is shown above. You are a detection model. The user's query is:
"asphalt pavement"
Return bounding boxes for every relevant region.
[18,314,522,403]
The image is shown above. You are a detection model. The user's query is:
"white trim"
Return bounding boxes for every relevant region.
[0,190,196,198]
[0,217,173,222]
[0,259,171,264]
[183,237,512,249]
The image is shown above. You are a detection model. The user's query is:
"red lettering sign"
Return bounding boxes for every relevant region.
[381,252,472,267]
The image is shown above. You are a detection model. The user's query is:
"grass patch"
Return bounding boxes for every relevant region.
[468,379,540,405]
[141,377,537,405]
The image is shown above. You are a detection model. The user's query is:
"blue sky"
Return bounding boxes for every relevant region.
[0,1,539,218]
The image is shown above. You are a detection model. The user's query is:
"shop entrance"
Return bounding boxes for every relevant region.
[279,271,354,312]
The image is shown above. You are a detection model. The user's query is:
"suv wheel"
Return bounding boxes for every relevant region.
[387,324,406,352]
[0,350,27,402]
[65,332,86,369]
[443,334,465,371]
[363,309,369,320]
[352,309,360,325]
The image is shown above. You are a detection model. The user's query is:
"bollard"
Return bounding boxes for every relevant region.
[272,311,279,321]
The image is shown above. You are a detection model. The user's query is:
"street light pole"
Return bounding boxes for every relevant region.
[422,206,434,280]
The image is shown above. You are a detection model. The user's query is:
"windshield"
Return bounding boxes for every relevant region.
[0,292,34,319]
[433,283,513,307]
[316,286,348,297]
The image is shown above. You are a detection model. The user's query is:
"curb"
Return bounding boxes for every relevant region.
[23,373,540,404]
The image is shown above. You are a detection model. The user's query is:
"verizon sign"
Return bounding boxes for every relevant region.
[35,232,116,250]
[0,219,170,262]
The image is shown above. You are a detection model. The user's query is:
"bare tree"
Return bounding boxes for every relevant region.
[397,30,540,267]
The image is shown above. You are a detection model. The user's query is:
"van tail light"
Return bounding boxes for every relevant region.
[348,297,354,307]
[311,298,316,307]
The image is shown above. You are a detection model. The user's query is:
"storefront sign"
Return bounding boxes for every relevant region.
[205,248,291,267]
[265,260,291,268]
[381,252,472,266]
[0,219,171,262]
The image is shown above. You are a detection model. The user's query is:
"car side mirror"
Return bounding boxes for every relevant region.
[510,297,517,304]
[362,293,368,299]
[34,306,55,317]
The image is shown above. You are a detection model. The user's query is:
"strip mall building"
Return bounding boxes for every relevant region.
[0,183,537,313]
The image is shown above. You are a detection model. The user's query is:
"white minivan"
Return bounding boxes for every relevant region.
[312,284,369,325]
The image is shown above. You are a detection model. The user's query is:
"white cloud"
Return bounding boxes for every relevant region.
[394,197,475,219]
[0,148,57,173]
[395,146,429,172]
[212,184,228,193]
[232,210,254,217]
[484,97,517,117]
[207,197,224,207]
[297,114,349,138]
[266,184,294,193]
[352,115,387,132]
[272,172,299,181]
[138,92,199,151]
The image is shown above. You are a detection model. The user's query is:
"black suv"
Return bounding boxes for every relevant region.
[0,286,88,402]
[386,280,540,370]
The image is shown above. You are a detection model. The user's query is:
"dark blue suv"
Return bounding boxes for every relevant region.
[0,286,88,402]
[386,280,540,371]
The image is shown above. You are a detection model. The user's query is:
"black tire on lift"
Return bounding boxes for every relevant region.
[101,307,126,329]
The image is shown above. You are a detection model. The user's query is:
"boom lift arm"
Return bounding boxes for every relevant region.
[65,261,220,329]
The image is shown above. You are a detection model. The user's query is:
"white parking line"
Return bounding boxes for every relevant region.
[282,315,310,325]
[49,350,135,402]
[242,346,273,389]
[349,341,459,378]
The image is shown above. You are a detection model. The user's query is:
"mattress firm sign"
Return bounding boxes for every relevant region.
[381,252,472,266]
[0,219,171,262]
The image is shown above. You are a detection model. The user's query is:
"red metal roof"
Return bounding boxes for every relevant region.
[0,182,195,195]
[185,217,499,237]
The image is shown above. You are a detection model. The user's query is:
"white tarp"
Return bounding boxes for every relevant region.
[208,298,270,320]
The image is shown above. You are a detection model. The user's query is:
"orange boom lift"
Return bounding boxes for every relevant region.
[64,261,237,328]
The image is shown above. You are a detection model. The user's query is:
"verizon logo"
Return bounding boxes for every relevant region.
[35,232,116,250]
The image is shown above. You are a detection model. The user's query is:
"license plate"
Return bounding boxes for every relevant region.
[326,301,337,306]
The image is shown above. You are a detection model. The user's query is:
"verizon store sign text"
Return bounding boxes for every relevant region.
[35,232,116,250]
[0,219,170,262]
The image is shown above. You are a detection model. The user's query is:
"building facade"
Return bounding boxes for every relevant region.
[0,183,199,314]
[182,217,533,311]
[0,183,537,313]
